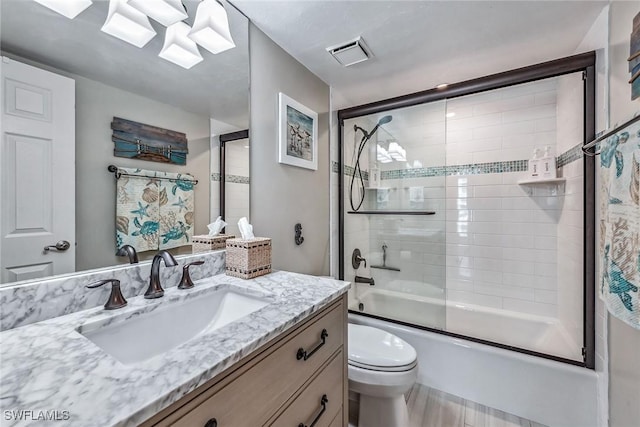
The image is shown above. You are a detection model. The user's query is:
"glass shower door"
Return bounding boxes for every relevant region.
[344,101,447,330]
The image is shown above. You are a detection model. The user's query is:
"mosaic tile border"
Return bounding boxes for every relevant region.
[211,173,250,184]
[332,143,582,179]
[556,143,583,168]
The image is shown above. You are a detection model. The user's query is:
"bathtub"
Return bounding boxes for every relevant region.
[349,288,598,427]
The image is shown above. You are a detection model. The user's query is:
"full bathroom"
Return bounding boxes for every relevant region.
[0,1,639,427]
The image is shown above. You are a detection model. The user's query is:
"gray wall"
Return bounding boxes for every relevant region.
[607,2,640,427]
[249,24,330,275]
[75,75,211,270]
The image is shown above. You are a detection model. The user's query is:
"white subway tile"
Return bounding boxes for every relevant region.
[503,272,535,288]
[502,260,535,275]
[502,234,535,249]
[473,257,503,272]
[475,283,535,301]
[447,266,474,280]
[502,210,534,222]
[534,262,557,278]
[502,197,537,210]
[472,234,502,247]
[474,268,503,284]
[472,209,504,222]
[447,279,474,291]
[446,255,473,269]
[467,197,503,210]
[534,289,557,304]
[446,289,503,309]
[502,104,556,124]
[531,276,557,290]
[446,244,472,257]
[502,298,556,317]
[535,236,557,250]
[534,91,557,106]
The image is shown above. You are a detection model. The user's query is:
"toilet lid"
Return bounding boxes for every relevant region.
[348,324,417,369]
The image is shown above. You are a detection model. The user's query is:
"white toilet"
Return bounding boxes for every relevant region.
[348,323,418,427]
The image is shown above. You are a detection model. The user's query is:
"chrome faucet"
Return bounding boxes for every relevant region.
[145,250,178,299]
[116,244,139,264]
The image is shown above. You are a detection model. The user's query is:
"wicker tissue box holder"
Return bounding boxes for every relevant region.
[192,234,235,253]
[225,237,272,279]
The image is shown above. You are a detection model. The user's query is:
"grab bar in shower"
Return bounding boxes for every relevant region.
[370,242,401,272]
[370,265,401,272]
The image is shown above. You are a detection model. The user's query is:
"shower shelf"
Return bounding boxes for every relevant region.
[347,210,435,215]
[517,177,566,185]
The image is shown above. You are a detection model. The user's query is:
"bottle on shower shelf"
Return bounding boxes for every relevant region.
[528,148,541,180]
[541,146,557,179]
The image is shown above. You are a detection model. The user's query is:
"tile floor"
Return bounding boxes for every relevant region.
[349,383,548,427]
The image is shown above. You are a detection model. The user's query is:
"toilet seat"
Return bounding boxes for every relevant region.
[348,324,417,372]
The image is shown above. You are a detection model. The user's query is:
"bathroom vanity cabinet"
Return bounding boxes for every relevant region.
[141,295,348,427]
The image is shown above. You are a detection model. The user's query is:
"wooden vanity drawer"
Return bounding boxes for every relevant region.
[167,301,344,427]
[268,351,344,427]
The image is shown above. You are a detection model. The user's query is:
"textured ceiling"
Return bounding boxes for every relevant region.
[233,0,608,109]
[1,0,249,127]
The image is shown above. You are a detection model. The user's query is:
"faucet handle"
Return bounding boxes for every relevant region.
[116,245,139,264]
[178,261,205,290]
[87,279,127,310]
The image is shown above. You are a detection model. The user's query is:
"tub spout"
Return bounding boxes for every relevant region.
[355,275,375,286]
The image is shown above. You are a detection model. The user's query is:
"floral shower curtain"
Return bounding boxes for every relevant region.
[599,115,640,329]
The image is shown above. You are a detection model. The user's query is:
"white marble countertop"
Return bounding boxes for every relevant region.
[0,271,350,427]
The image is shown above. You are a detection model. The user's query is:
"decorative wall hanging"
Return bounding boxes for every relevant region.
[278,93,318,170]
[630,12,640,100]
[111,166,197,252]
[112,117,188,165]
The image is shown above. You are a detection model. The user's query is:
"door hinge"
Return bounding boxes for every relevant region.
[582,347,587,358]
[582,71,587,81]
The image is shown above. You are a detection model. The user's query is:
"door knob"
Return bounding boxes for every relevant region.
[44,240,71,252]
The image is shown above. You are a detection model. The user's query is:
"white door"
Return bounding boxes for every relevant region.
[0,57,75,284]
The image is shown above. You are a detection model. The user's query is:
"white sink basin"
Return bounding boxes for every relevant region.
[81,289,269,365]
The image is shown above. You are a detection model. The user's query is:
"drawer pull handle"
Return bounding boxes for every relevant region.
[298,394,328,427]
[296,329,328,361]
[204,418,217,427]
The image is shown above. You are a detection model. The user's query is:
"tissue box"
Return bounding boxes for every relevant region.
[192,234,235,253]
[225,238,272,279]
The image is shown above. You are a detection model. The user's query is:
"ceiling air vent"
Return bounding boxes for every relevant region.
[326,37,370,67]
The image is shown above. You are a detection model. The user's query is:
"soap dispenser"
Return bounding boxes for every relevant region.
[529,148,541,180]
[369,165,380,188]
[541,146,557,179]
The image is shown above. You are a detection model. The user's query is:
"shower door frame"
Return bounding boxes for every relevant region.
[337,51,596,369]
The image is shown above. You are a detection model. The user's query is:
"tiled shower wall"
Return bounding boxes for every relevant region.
[344,76,585,330]
[444,78,563,318]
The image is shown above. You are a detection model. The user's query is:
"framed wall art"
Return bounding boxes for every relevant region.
[278,92,318,170]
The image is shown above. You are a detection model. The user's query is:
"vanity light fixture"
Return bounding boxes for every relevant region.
[128,0,188,27]
[446,112,456,118]
[159,22,203,69]
[101,0,157,48]
[189,0,236,54]
[436,83,449,89]
[33,0,93,19]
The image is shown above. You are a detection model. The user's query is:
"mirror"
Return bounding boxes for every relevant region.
[0,0,249,286]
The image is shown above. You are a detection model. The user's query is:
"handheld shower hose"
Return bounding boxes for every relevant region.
[350,115,392,211]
